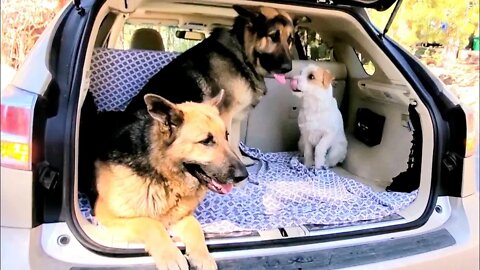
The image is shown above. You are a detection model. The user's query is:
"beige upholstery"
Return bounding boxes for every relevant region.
[342,78,411,184]
[243,61,347,152]
[130,28,165,51]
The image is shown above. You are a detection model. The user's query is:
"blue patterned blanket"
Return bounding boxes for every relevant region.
[194,144,417,234]
[79,144,417,234]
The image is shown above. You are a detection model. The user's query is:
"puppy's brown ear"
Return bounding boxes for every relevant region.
[144,94,184,128]
[205,89,224,108]
[233,5,260,21]
[322,70,335,88]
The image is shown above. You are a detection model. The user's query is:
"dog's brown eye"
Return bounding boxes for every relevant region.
[308,73,315,80]
[225,131,229,140]
[199,133,215,146]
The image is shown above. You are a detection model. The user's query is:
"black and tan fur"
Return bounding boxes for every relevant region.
[95,91,247,270]
[124,5,297,165]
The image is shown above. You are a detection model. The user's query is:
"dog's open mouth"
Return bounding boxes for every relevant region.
[289,78,302,92]
[184,163,233,194]
[275,74,302,93]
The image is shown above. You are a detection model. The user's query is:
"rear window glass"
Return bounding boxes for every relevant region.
[118,23,204,53]
[354,49,376,76]
[296,26,333,61]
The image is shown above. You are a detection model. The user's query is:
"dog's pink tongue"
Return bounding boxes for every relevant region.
[210,180,234,194]
[273,74,286,85]
[290,78,298,91]
[220,183,233,194]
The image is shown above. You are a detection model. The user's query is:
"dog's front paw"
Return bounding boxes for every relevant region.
[150,246,189,270]
[315,165,328,170]
[314,158,327,169]
[187,250,217,270]
[304,158,314,168]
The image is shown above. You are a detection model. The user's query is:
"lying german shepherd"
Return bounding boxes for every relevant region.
[95,90,247,270]
[124,5,296,165]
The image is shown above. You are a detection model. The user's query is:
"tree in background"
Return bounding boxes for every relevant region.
[368,0,479,50]
[297,27,332,60]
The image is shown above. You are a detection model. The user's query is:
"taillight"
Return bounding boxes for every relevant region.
[465,107,478,158]
[0,87,36,170]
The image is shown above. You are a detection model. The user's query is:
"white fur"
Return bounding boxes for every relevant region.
[293,64,348,169]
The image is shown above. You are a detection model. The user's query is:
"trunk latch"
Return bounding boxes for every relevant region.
[38,162,60,191]
[442,151,461,172]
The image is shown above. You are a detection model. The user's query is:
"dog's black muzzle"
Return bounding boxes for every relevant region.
[276,62,292,74]
[258,52,292,74]
[229,159,249,183]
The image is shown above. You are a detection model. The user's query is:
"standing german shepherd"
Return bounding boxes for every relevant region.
[95,91,248,270]
[124,5,296,165]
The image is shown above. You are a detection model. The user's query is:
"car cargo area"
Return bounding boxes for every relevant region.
[72,0,437,251]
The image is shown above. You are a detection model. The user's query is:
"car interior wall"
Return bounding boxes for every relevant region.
[332,42,412,185]
[324,15,433,219]
[107,13,129,49]
[316,18,425,187]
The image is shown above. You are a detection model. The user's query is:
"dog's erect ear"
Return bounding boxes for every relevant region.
[205,89,224,108]
[144,94,184,128]
[233,5,261,21]
[322,70,335,88]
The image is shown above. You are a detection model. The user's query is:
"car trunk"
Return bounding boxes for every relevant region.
[70,0,440,256]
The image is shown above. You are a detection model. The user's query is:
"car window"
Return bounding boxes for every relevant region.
[354,49,376,76]
[296,26,333,61]
[117,23,203,53]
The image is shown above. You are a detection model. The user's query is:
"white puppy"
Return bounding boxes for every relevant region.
[290,64,348,169]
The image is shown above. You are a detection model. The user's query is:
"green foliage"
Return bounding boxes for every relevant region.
[297,27,332,60]
[368,0,479,49]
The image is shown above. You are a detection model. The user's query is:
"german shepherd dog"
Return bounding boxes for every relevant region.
[94,90,248,270]
[124,5,296,165]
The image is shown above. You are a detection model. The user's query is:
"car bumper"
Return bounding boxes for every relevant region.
[2,195,478,270]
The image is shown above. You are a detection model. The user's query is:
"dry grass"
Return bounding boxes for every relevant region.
[1,0,62,69]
